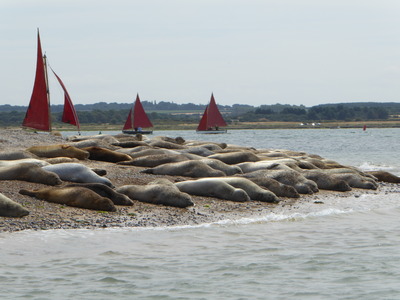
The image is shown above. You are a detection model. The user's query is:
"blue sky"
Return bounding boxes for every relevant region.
[1,0,400,107]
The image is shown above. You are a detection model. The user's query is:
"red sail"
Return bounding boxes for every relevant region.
[22,30,51,131]
[123,107,133,130]
[123,94,153,130]
[197,93,227,130]
[51,69,80,130]
[197,106,209,131]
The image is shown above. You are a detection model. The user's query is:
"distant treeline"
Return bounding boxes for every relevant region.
[0,101,252,113]
[240,103,393,122]
[0,101,399,127]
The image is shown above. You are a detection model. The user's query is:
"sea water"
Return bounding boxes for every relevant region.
[1,128,400,299]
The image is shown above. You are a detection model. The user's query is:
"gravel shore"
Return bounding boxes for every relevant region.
[0,129,396,233]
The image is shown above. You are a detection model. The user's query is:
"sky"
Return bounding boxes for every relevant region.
[1,0,400,107]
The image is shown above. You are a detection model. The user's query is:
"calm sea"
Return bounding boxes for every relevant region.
[1,128,400,300]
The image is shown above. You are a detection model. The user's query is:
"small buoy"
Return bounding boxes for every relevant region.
[363,124,367,131]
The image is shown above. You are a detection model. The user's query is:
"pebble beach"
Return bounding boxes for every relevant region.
[0,129,397,233]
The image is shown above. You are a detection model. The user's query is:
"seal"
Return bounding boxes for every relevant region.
[42,163,113,187]
[117,153,189,167]
[64,183,133,205]
[184,141,227,149]
[208,151,260,165]
[67,134,119,143]
[68,139,119,150]
[237,161,282,173]
[239,172,300,198]
[175,179,250,202]
[0,158,50,168]
[366,170,400,183]
[150,136,186,145]
[140,160,225,177]
[331,173,378,190]
[147,139,187,150]
[113,133,144,141]
[26,144,89,160]
[300,157,345,169]
[178,146,216,157]
[0,193,30,217]
[301,169,352,192]
[19,186,116,211]
[200,158,243,175]
[0,163,62,185]
[0,150,38,160]
[116,147,175,158]
[224,145,256,151]
[111,140,148,148]
[82,146,132,163]
[207,177,279,203]
[116,179,194,208]
[238,158,318,174]
[255,166,319,194]
[45,157,79,164]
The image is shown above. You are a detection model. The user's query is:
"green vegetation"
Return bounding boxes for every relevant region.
[1,101,399,129]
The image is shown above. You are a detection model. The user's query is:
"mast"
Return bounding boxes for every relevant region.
[43,53,51,132]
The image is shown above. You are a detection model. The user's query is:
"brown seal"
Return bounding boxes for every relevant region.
[19,186,116,211]
[64,183,133,206]
[26,144,89,160]
[82,146,132,163]
[366,171,400,183]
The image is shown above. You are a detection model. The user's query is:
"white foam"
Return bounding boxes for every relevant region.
[358,161,395,172]
[100,208,355,232]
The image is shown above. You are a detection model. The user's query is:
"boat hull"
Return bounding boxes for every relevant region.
[123,130,153,135]
[196,129,227,134]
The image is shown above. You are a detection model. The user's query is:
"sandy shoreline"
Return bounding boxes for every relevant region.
[0,129,397,233]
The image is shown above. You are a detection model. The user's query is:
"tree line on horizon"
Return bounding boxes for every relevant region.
[0,101,399,127]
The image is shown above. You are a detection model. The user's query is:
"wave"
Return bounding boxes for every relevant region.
[358,161,397,172]
[2,188,400,240]
[102,207,355,231]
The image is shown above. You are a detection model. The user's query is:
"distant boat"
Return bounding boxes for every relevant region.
[22,29,80,133]
[122,94,153,134]
[196,93,227,134]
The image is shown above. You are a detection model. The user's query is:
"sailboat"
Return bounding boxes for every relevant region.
[122,94,153,134]
[22,30,80,133]
[196,93,227,134]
